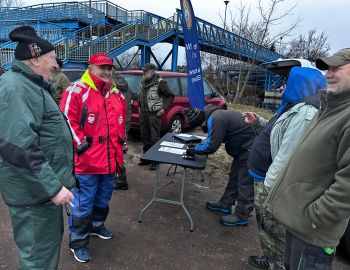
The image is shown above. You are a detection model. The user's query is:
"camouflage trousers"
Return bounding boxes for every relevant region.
[254,181,286,270]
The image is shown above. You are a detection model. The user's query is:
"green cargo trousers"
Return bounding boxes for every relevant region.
[8,203,64,270]
[139,111,162,148]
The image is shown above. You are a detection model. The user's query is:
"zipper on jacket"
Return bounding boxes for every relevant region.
[103,99,112,173]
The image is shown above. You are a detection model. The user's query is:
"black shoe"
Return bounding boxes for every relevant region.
[206,201,231,214]
[114,181,128,190]
[139,159,151,166]
[248,256,270,269]
[220,213,248,227]
[71,247,91,263]
[149,163,157,170]
[90,225,113,239]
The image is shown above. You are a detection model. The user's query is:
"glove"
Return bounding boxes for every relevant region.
[186,147,196,157]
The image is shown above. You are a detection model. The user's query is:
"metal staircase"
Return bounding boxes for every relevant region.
[0,1,284,72]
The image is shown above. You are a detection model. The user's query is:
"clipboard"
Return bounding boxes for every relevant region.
[173,134,202,144]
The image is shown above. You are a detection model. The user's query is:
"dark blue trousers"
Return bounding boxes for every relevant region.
[68,174,114,249]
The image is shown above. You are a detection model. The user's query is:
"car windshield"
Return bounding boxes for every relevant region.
[122,74,143,99]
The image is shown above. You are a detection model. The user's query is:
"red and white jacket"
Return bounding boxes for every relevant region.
[60,70,126,174]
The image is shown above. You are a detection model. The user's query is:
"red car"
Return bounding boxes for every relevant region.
[120,70,227,133]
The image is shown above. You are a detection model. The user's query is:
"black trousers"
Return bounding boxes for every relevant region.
[284,230,333,270]
[221,149,254,218]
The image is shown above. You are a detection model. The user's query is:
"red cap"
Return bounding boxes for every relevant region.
[89,53,113,66]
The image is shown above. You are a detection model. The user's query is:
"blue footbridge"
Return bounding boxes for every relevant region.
[0,1,284,93]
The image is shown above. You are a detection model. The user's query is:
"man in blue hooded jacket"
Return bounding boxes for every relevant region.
[245,66,326,269]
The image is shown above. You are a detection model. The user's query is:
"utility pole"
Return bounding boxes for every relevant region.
[88,0,93,59]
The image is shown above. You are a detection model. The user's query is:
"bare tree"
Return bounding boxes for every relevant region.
[114,48,141,70]
[0,0,23,8]
[227,0,300,103]
[286,29,331,60]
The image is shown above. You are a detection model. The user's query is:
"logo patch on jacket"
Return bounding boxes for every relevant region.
[88,113,96,124]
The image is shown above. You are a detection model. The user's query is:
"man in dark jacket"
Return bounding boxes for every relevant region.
[112,71,131,190]
[0,26,75,270]
[183,104,256,226]
[52,57,70,104]
[265,48,350,269]
[138,63,174,170]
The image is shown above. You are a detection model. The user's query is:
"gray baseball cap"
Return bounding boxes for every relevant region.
[316,48,350,70]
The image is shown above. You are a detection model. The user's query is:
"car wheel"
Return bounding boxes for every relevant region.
[339,222,350,256]
[169,115,183,134]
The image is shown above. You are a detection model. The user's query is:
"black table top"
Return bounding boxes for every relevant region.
[140,133,207,170]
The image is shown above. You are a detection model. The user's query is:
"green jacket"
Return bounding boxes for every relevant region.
[0,60,75,207]
[113,72,131,132]
[139,74,174,113]
[265,90,350,248]
[52,71,70,105]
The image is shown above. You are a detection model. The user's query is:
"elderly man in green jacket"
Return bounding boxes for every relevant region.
[0,26,75,270]
[265,48,350,269]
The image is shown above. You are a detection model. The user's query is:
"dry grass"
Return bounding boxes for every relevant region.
[228,103,275,120]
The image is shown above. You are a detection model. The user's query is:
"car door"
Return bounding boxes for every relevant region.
[203,80,226,108]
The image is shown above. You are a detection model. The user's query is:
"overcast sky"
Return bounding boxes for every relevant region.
[26,0,349,55]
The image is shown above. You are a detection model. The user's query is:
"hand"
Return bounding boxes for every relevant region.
[242,112,258,124]
[186,147,196,156]
[51,187,74,205]
[123,142,128,154]
[157,109,165,117]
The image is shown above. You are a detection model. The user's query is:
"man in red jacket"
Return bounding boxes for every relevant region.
[60,53,126,263]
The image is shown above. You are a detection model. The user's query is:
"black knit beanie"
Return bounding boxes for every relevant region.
[183,108,205,128]
[9,26,55,60]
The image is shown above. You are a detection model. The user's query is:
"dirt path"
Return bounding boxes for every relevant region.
[0,131,349,269]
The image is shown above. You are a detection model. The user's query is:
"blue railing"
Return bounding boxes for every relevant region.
[175,9,283,64]
[0,20,71,41]
[0,2,106,25]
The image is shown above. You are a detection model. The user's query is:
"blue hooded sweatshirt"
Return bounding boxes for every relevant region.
[276,67,327,118]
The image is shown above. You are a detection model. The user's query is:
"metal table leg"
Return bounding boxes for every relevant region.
[180,169,193,231]
[138,164,160,223]
[138,166,194,231]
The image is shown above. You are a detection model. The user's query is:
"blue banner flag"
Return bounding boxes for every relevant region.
[180,0,205,109]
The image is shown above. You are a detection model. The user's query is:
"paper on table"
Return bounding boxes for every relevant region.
[158,147,186,155]
[177,133,192,137]
[160,141,185,148]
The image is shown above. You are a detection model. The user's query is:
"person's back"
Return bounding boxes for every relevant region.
[195,104,255,157]
[184,105,255,227]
